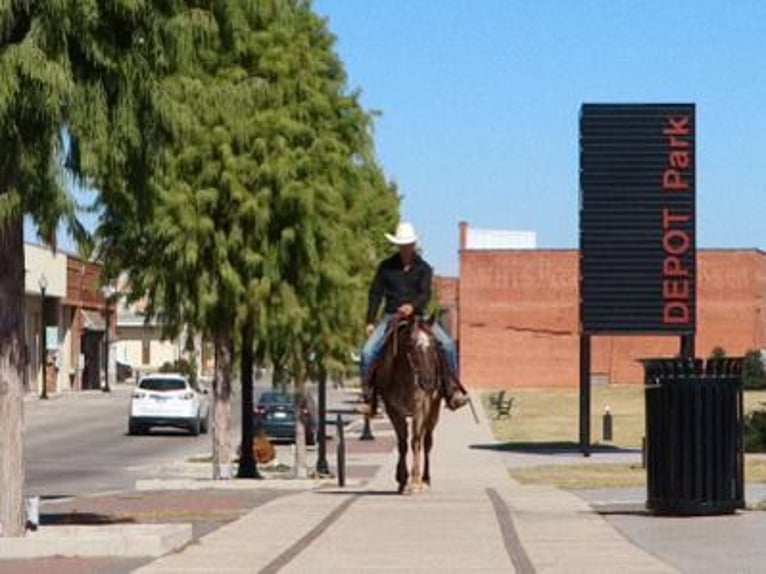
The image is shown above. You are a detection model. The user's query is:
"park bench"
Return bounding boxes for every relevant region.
[489,390,514,420]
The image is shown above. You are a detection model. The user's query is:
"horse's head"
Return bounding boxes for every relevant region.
[386,314,439,381]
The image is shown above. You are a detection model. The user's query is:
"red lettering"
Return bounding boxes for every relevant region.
[663,256,689,277]
[663,116,690,136]
[663,209,691,229]
[663,279,690,300]
[670,150,690,169]
[663,169,689,191]
[663,229,690,255]
[664,302,690,325]
[661,114,694,328]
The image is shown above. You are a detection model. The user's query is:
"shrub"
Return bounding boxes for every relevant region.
[709,346,726,360]
[743,349,766,390]
[158,358,196,383]
[745,409,766,452]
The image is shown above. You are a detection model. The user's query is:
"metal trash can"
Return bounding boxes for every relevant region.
[642,357,744,516]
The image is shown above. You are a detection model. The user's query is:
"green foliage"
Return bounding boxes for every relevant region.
[745,408,766,452]
[709,346,727,360]
[158,357,197,384]
[84,0,398,389]
[1,0,398,390]
[743,349,766,390]
[0,1,74,240]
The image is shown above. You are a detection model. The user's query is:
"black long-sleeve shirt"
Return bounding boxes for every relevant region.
[366,253,433,324]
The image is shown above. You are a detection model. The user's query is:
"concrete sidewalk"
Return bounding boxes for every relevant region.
[134,401,676,574]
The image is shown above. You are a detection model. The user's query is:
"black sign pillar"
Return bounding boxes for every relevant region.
[579,104,697,455]
[579,334,591,456]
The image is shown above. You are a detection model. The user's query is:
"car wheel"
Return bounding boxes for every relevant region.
[128,420,142,436]
[190,415,201,436]
[200,412,209,434]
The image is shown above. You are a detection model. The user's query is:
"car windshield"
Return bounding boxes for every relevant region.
[258,392,294,406]
[139,378,187,392]
[257,392,315,410]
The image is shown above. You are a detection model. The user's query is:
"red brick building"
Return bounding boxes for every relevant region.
[453,224,766,389]
[63,255,114,391]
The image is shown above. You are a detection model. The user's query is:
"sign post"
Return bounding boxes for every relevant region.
[579,104,696,454]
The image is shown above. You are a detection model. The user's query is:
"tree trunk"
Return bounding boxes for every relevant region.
[294,373,308,479]
[237,321,260,478]
[212,327,234,480]
[0,214,27,536]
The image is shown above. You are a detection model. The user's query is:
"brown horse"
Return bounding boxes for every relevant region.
[371,315,443,494]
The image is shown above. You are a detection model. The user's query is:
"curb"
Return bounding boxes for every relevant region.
[0,523,192,559]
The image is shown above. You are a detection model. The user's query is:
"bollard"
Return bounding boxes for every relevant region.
[641,436,646,469]
[359,413,375,441]
[25,496,39,531]
[602,405,613,442]
[336,413,346,487]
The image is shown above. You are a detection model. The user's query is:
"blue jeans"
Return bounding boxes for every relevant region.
[360,315,459,383]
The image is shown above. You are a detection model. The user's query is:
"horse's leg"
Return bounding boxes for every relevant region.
[388,409,409,494]
[410,409,425,493]
[422,396,441,487]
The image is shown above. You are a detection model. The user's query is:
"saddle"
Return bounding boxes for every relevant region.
[369,316,444,391]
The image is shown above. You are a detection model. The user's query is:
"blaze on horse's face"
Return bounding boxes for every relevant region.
[393,318,439,390]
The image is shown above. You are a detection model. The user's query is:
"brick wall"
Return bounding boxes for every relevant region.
[433,276,459,337]
[457,248,766,389]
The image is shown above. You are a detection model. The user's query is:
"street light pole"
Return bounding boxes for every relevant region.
[38,273,48,400]
[101,285,116,393]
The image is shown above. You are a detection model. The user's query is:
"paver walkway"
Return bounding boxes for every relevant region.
[135,401,676,573]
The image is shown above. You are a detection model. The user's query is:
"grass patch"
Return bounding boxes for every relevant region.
[510,463,645,489]
[485,388,766,450]
[508,457,766,490]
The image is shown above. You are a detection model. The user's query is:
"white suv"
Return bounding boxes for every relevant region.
[129,373,210,436]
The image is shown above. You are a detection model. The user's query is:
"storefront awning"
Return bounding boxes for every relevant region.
[80,309,105,332]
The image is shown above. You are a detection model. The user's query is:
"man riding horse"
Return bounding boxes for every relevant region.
[359,221,469,415]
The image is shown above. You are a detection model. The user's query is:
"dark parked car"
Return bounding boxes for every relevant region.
[254,391,317,445]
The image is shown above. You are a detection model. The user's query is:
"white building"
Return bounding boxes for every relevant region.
[463,227,537,250]
[24,244,68,395]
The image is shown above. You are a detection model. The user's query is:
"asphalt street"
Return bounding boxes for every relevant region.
[24,384,230,498]
[23,378,355,499]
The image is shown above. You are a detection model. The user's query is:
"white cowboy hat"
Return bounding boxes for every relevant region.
[385,222,418,245]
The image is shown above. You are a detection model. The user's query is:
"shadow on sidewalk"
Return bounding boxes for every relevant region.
[470,441,641,455]
[41,512,136,526]
[314,489,400,497]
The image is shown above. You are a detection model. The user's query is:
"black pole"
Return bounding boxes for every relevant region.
[103,295,111,393]
[680,334,695,359]
[39,286,48,400]
[315,366,330,476]
[579,334,591,456]
[336,413,346,487]
[359,413,375,441]
[237,321,261,479]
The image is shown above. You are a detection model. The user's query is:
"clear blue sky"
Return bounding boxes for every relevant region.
[314,0,766,276]
[30,2,766,277]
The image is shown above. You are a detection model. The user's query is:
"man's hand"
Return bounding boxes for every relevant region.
[366,323,375,337]
[398,304,414,317]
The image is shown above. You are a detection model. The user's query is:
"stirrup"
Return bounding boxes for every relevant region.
[446,391,469,411]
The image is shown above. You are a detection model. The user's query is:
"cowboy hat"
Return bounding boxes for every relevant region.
[385,222,418,246]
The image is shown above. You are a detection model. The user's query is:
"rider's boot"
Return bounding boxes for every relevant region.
[437,349,468,410]
[356,379,376,416]
[444,374,469,410]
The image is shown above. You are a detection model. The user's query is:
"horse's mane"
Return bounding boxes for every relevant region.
[377,316,441,394]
